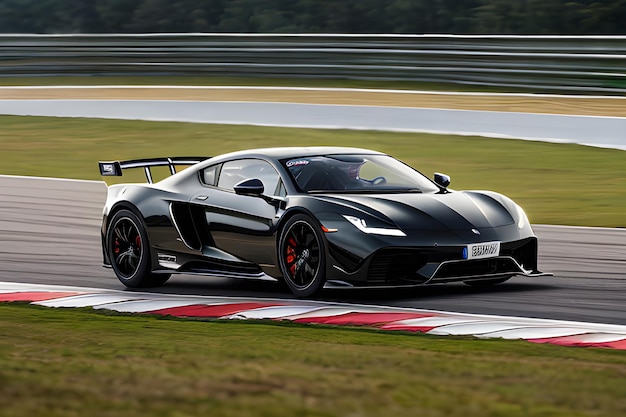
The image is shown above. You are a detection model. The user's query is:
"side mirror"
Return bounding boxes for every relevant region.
[234,178,264,196]
[433,172,451,188]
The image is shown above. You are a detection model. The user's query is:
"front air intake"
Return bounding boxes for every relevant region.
[367,249,431,284]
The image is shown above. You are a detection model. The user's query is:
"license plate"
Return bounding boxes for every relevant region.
[465,241,500,260]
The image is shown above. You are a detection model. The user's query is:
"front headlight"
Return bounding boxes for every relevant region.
[343,215,406,237]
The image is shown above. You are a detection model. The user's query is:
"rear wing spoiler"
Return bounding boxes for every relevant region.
[98,157,209,184]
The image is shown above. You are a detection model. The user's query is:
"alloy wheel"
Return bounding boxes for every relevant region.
[111,216,143,279]
[282,219,322,291]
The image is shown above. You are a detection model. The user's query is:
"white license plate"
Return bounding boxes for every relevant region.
[466,241,501,260]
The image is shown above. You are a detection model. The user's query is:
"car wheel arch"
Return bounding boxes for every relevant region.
[107,201,144,229]
[275,207,325,245]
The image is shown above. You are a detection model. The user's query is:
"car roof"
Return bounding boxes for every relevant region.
[210,146,385,162]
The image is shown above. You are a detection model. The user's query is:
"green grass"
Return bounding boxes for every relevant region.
[1,115,624,227]
[0,303,624,417]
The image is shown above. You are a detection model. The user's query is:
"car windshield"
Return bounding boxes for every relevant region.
[283,154,440,194]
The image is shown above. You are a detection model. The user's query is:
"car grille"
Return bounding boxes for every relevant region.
[367,248,457,284]
[431,257,522,282]
[367,237,538,284]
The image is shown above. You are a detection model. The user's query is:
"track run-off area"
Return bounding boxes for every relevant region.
[1,86,626,150]
[0,86,625,349]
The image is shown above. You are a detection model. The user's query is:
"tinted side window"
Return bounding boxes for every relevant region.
[217,159,281,196]
[276,179,287,197]
[200,165,219,186]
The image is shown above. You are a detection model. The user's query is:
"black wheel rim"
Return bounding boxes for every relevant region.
[282,221,321,290]
[110,217,143,279]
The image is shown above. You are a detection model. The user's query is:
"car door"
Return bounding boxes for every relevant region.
[191,158,285,267]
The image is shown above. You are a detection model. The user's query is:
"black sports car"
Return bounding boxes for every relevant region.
[99,147,550,297]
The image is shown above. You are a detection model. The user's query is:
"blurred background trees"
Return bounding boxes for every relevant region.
[0,0,624,34]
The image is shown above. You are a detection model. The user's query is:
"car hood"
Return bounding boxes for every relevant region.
[319,191,515,231]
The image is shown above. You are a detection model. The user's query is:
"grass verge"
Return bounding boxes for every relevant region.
[1,115,624,227]
[0,303,625,417]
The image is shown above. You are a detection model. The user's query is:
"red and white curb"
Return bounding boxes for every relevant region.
[2,281,626,350]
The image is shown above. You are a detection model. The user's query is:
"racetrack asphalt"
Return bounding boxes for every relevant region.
[1,175,624,326]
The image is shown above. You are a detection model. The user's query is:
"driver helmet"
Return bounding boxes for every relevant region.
[334,156,365,179]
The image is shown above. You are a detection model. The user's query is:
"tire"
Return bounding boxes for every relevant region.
[106,209,170,288]
[463,275,512,287]
[278,214,326,298]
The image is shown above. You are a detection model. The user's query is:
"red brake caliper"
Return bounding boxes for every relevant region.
[287,237,297,275]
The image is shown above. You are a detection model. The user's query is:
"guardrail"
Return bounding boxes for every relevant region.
[1,34,625,93]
